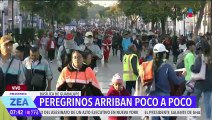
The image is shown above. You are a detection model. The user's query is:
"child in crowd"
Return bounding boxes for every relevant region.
[106,73,130,120]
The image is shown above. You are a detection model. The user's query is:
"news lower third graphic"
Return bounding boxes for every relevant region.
[0,91,201,117]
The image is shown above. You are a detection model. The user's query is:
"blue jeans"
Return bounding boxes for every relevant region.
[149,91,170,120]
[192,88,212,119]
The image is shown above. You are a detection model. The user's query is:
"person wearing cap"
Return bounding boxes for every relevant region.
[57,33,78,71]
[106,73,130,120]
[147,43,185,120]
[123,44,139,95]
[0,35,26,120]
[78,31,103,69]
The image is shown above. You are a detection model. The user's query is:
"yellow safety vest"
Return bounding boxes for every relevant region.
[123,54,139,81]
[0,99,17,120]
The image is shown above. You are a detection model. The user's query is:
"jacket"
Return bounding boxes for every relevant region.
[133,39,142,51]
[106,86,129,120]
[191,55,212,91]
[153,63,185,94]
[184,52,195,81]
[56,64,103,96]
[122,38,132,52]
[47,39,56,50]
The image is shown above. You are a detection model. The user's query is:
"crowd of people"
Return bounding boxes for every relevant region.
[0,26,211,120]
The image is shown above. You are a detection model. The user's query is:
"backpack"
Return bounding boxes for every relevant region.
[139,60,153,86]
[176,50,188,69]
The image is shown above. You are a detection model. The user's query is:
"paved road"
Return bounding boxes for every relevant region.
[42,50,206,120]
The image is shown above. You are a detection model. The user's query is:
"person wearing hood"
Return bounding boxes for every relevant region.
[107,73,130,120]
[57,33,78,72]
[79,31,103,69]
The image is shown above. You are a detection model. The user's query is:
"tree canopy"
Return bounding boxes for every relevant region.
[20,0,89,24]
[118,0,203,35]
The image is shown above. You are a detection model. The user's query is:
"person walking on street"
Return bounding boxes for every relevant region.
[78,31,103,69]
[23,46,53,120]
[107,73,130,120]
[102,35,112,63]
[146,43,185,120]
[183,41,196,96]
[47,35,56,62]
[0,35,26,120]
[39,34,48,58]
[191,41,212,120]
[56,49,103,120]
[123,44,139,95]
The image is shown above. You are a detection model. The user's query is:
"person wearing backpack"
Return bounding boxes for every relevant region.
[57,33,78,72]
[139,43,185,120]
[78,31,103,69]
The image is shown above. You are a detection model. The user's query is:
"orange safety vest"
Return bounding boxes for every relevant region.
[56,66,100,90]
[139,60,153,86]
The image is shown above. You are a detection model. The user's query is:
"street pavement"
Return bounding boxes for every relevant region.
[42,50,206,120]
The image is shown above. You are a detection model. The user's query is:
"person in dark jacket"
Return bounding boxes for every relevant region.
[107,73,130,120]
[117,33,123,62]
[133,34,142,58]
[172,36,179,64]
[191,41,212,120]
[148,43,185,120]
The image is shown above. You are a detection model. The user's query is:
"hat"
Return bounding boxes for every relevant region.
[0,35,14,45]
[153,43,168,53]
[66,33,74,40]
[111,73,123,84]
[85,31,93,37]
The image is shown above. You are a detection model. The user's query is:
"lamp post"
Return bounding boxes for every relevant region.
[172,4,177,36]
[12,0,14,34]
[19,14,22,35]
[2,10,5,35]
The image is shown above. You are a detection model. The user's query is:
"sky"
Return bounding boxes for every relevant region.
[90,0,118,7]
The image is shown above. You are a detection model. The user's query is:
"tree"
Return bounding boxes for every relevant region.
[75,6,88,20]
[192,0,206,41]
[88,4,105,19]
[119,0,203,36]
[20,0,78,25]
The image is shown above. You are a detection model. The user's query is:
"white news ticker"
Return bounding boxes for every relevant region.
[38,108,201,116]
